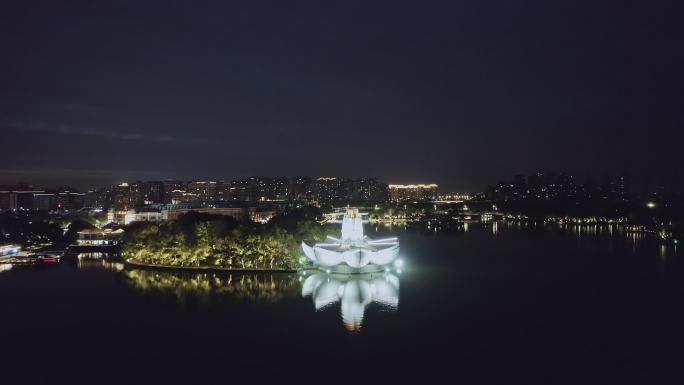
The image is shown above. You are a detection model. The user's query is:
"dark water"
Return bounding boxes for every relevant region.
[1,225,683,385]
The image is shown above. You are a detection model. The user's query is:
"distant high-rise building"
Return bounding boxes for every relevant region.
[352,178,386,202]
[108,182,143,210]
[315,177,338,206]
[83,189,106,209]
[232,177,259,201]
[388,184,438,202]
[230,177,263,201]
[188,181,218,202]
[0,191,10,211]
[526,172,576,200]
[606,175,629,201]
[291,176,313,202]
[162,180,185,203]
[228,177,291,202]
[228,180,250,201]
[0,190,46,210]
[170,189,199,204]
[141,181,164,204]
[268,177,290,201]
[32,193,57,210]
[56,191,85,210]
[216,181,231,201]
[307,177,389,205]
[336,178,354,203]
[255,177,270,201]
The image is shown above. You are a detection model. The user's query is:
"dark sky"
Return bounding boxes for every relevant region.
[1,0,682,191]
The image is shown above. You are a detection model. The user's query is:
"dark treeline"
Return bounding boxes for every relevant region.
[0,210,95,247]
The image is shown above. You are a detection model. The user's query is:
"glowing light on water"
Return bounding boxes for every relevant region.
[302,272,399,333]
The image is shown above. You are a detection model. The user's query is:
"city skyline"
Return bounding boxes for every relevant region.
[0,170,670,196]
[0,167,680,193]
[1,170,663,216]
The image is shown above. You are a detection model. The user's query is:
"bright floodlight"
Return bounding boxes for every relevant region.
[302,207,400,273]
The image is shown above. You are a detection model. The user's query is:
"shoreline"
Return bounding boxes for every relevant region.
[124,259,297,273]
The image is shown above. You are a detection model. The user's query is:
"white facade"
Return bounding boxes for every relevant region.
[76,229,124,246]
[124,210,163,225]
[302,208,399,273]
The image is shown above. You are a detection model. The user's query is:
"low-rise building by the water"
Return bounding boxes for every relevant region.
[124,209,163,225]
[76,229,124,247]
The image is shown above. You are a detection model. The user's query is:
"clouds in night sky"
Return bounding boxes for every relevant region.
[1,0,682,190]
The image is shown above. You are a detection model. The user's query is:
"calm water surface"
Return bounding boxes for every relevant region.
[1,225,683,384]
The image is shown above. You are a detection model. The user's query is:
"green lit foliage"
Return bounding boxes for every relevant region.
[123,208,333,270]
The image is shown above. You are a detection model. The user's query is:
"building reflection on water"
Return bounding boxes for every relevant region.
[301,272,400,333]
[76,253,125,271]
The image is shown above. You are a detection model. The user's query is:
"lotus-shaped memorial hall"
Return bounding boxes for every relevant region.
[301,208,400,273]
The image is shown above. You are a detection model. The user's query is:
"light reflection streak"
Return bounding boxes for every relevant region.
[659,245,667,261]
[76,253,124,272]
[302,272,400,333]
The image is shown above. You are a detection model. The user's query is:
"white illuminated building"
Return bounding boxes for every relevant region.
[302,272,399,332]
[301,207,400,273]
[124,209,163,225]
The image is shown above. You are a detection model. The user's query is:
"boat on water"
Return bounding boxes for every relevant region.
[32,253,61,263]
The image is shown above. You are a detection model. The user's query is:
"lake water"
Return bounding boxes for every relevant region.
[1,224,682,384]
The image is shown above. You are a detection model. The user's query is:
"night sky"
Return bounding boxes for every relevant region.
[1,1,681,191]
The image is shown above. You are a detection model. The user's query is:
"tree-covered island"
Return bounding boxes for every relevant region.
[123,207,336,270]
